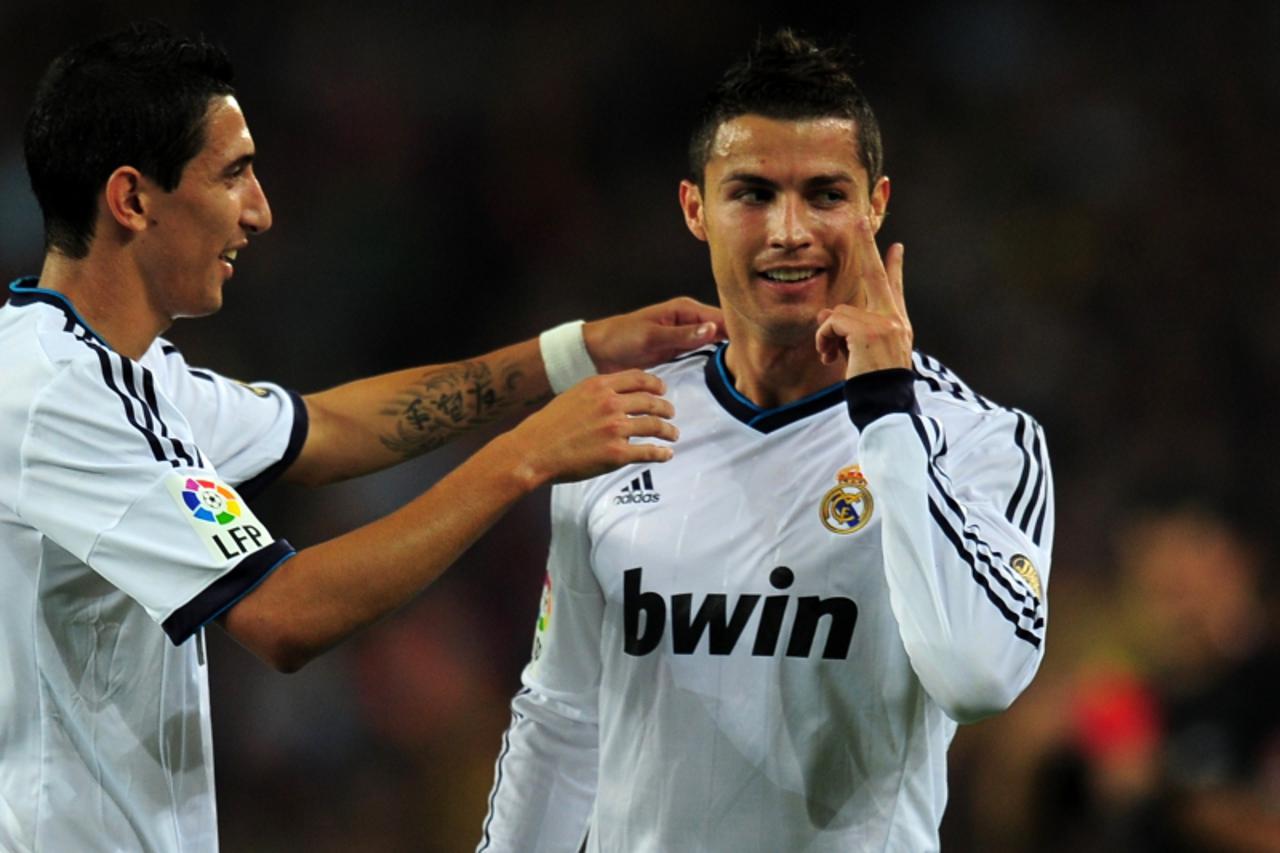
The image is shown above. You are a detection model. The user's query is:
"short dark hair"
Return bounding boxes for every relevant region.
[24,21,236,258]
[688,29,883,192]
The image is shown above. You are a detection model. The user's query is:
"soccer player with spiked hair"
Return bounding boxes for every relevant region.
[479,29,1053,851]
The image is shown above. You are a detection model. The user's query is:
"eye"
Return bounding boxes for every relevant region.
[224,158,254,182]
[734,187,773,204]
[812,189,847,207]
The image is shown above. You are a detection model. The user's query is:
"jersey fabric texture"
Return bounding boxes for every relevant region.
[478,342,1053,853]
[0,278,307,852]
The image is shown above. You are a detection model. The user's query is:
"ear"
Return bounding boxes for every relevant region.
[102,166,151,234]
[869,176,891,233]
[678,179,708,242]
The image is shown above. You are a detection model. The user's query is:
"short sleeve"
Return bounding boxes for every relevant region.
[150,342,308,498]
[17,356,294,645]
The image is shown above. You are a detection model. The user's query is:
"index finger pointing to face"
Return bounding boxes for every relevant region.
[855,216,894,314]
[885,242,906,315]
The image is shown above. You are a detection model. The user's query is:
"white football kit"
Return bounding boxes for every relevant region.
[0,278,307,852]
[479,343,1053,852]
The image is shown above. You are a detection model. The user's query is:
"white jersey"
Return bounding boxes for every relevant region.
[479,343,1053,852]
[0,278,307,852]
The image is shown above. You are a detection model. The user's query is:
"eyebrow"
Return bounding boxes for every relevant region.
[719,171,857,189]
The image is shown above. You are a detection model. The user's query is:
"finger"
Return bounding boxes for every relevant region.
[623,415,679,443]
[617,392,675,420]
[600,369,666,396]
[854,216,894,315]
[621,442,675,464]
[649,320,723,353]
[663,297,725,331]
[814,314,850,364]
[885,242,906,315]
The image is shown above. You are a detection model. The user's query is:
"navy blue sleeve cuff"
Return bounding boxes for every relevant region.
[162,539,295,645]
[237,388,310,500]
[844,368,920,430]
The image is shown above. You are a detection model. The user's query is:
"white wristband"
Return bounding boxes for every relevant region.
[539,320,597,394]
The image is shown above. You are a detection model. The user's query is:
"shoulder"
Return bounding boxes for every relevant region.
[0,301,120,427]
[911,352,1051,499]
[912,350,1045,441]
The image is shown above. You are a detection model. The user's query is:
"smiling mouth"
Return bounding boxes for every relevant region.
[759,268,821,284]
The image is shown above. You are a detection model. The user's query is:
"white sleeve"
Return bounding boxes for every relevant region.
[477,484,601,852]
[855,380,1053,724]
[17,357,294,645]
[153,342,308,497]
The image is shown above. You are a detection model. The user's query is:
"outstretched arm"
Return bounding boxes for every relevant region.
[224,369,677,672]
[287,297,722,486]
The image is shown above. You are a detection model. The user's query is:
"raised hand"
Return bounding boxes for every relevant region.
[814,217,912,379]
[509,369,677,484]
[584,297,725,373]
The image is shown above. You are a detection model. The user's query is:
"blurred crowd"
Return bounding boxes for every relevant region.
[2,1,1277,850]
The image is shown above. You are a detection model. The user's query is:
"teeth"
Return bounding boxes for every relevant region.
[222,250,237,262]
[762,268,815,282]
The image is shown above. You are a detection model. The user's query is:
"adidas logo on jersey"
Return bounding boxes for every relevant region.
[614,470,661,505]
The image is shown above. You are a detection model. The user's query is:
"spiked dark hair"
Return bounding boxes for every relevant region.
[24,21,236,258]
[688,29,883,193]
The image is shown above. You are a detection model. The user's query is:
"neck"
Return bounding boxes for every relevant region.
[38,250,169,360]
[721,328,846,409]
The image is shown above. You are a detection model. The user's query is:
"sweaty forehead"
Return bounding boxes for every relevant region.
[708,115,862,177]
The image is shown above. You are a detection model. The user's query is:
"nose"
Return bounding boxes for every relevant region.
[241,173,273,235]
[768,193,812,250]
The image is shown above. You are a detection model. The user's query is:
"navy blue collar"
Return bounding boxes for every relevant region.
[702,342,844,434]
[7,276,111,348]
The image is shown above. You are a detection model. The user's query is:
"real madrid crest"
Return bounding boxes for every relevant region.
[820,464,874,534]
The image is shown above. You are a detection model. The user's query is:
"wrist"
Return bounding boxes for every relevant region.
[540,320,597,394]
[844,368,919,430]
[484,430,552,493]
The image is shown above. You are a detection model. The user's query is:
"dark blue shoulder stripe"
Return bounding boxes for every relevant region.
[1017,424,1046,532]
[926,499,1042,648]
[1004,415,1049,546]
[909,414,1042,649]
[911,354,1048,545]
[913,415,1034,611]
[913,352,994,411]
[141,365,205,468]
[120,354,196,467]
[73,326,200,469]
[78,331,172,466]
[13,278,206,470]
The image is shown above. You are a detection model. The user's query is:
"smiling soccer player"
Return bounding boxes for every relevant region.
[479,29,1053,852]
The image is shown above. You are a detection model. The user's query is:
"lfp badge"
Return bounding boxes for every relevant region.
[166,474,269,562]
[179,478,242,525]
[819,464,874,535]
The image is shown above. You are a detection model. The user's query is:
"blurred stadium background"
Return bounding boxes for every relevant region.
[2,1,1277,850]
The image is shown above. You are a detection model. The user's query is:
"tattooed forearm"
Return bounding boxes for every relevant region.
[377,359,552,458]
